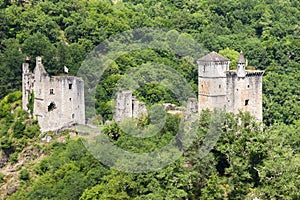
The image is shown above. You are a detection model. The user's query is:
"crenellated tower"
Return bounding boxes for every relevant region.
[226,51,264,120]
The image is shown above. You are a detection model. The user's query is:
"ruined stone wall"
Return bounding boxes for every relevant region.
[114,91,147,122]
[132,96,147,118]
[226,71,264,120]
[114,91,133,122]
[34,76,85,132]
[23,57,85,132]
[22,63,34,112]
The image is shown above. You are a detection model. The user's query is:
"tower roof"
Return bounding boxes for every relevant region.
[238,51,245,64]
[198,51,230,62]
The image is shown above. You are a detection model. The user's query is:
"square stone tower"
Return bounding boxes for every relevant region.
[22,57,85,132]
[197,51,264,120]
[226,52,264,120]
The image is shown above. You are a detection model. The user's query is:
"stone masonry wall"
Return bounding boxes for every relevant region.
[22,57,85,132]
[226,71,263,120]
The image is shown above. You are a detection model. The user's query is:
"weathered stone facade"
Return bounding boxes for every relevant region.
[114,91,147,122]
[198,51,264,120]
[22,57,85,132]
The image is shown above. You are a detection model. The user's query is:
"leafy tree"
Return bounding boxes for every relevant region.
[219,48,240,69]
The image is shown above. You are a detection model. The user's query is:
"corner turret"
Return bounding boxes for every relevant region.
[237,51,246,77]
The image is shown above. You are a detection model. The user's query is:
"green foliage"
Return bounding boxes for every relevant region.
[102,121,122,141]
[0,172,4,184]
[10,139,109,200]
[12,119,25,139]
[9,151,18,164]
[4,109,299,199]
[219,48,240,69]
[19,169,30,181]
[263,64,300,125]
[27,91,34,116]
[1,0,300,199]
[0,91,40,169]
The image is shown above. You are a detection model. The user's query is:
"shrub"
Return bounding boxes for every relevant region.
[12,120,25,139]
[19,169,30,181]
[9,152,18,164]
[0,172,4,184]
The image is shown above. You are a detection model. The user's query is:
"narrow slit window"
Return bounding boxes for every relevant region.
[50,89,54,95]
[245,99,249,106]
[69,83,72,89]
[219,84,221,88]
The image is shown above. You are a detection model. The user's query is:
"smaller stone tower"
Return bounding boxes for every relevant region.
[114,91,133,122]
[237,51,246,77]
[114,91,147,122]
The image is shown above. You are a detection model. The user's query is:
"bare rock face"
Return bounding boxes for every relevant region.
[0,150,10,168]
[7,186,19,195]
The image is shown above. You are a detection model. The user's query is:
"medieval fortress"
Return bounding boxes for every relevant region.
[22,57,85,132]
[22,51,263,132]
[198,51,264,120]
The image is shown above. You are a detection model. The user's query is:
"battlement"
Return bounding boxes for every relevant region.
[226,70,264,77]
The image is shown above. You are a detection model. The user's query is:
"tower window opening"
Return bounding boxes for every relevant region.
[219,84,221,88]
[69,83,72,89]
[245,99,249,106]
[48,102,56,112]
[50,89,54,95]
[247,85,250,88]
[72,113,75,119]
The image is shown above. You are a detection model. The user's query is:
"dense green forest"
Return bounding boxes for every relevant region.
[0,0,299,199]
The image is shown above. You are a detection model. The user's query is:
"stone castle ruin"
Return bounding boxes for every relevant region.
[114,91,147,122]
[115,51,263,121]
[22,57,85,132]
[22,51,263,132]
[198,51,264,120]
